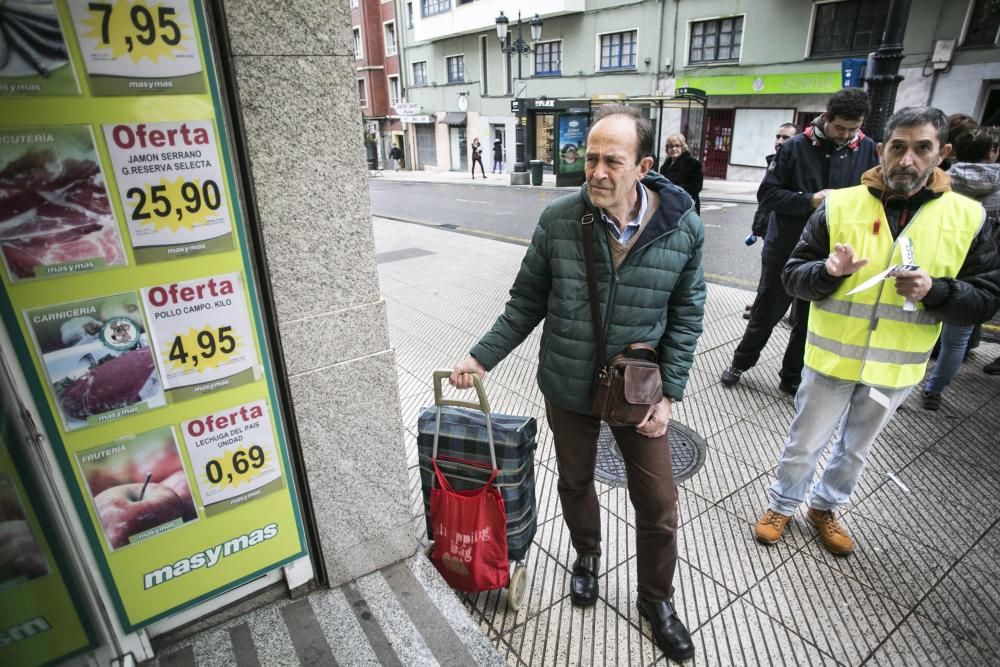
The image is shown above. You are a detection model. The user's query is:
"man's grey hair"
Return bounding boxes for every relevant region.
[591,104,654,163]
[884,107,949,146]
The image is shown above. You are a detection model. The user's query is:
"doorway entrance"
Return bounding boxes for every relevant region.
[703,109,734,179]
[450,126,468,171]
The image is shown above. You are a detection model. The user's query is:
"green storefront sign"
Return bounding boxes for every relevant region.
[677,72,841,96]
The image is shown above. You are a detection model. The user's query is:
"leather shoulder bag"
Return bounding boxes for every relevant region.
[582,213,664,426]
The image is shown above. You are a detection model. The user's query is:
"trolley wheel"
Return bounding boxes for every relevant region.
[508,564,528,611]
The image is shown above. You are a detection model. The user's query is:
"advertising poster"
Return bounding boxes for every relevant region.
[0,125,127,283]
[182,399,283,517]
[558,114,588,174]
[102,120,234,263]
[67,0,205,96]
[77,427,197,551]
[0,0,80,96]
[1,412,91,665]
[24,292,166,431]
[0,2,308,632]
[141,272,260,402]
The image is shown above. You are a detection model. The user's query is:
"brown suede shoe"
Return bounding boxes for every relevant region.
[754,509,791,545]
[807,508,855,555]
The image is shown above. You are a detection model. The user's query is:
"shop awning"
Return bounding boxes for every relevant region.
[438,112,466,125]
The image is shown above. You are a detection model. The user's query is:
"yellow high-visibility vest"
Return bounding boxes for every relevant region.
[806,184,984,389]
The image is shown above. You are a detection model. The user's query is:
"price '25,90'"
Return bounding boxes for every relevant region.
[205,446,266,485]
[129,180,222,222]
[169,326,236,369]
[89,2,182,52]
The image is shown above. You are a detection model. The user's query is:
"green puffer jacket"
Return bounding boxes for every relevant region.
[471,172,706,414]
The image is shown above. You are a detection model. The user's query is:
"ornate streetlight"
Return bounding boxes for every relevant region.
[496,11,542,184]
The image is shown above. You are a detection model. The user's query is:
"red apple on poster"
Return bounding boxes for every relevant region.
[84,466,131,496]
[128,445,182,483]
[163,470,197,522]
[95,475,184,549]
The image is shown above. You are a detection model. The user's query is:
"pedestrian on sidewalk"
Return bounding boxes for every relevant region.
[922,127,1000,398]
[744,122,801,319]
[658,133,703,214]
[754,107,1000,556]
[492,139,504,173]
[389,143,403,171]
[721,88,877,396]
[450,104,705,663]
[471,138,486,179]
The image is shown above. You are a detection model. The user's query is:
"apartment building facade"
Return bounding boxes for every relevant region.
[354,0,404,168]
[392,0,1000,181]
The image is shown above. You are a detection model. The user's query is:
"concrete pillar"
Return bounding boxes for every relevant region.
[222,0,415,586]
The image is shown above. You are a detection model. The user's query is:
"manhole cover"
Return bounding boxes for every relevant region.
[594,421,707,487]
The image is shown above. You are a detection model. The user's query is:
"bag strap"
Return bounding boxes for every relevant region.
[582,212,606,369]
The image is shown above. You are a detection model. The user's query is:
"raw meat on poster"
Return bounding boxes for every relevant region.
[58,348,158,421]
[0,148,124,279]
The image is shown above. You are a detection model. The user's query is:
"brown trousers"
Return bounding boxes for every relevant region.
[546,401,678,602]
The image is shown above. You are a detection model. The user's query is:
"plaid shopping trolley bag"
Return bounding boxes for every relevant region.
[418,370,538,609]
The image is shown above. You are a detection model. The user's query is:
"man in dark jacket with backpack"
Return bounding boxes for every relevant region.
[450,104,705,662]
[722,88,877,395]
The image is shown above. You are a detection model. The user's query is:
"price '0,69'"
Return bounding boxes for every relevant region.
[169,326,236,369]
[205,446,266,486]
[129,180,222,222]
[88,2,182,52]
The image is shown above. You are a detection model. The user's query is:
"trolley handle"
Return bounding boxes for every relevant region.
[432,369,491,414]
[430,369,497,474]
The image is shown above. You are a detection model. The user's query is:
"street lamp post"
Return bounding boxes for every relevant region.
[496,11,542,185]
[862,0,912,142]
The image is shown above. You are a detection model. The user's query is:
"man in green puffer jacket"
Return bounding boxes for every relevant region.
[450,105,706,662]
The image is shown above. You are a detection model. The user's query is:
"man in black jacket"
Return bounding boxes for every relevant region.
[744,122,801,319]
[722,89,877,394]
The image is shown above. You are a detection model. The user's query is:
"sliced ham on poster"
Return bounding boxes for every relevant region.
[0,127,127,283]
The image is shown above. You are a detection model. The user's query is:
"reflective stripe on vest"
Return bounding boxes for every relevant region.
[805,185,984,389]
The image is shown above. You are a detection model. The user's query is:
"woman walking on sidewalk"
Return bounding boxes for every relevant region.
[471,138,486,179]
[492,139,504,173]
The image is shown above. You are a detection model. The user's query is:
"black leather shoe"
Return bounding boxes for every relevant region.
[637,597,694,661]
[570,554,600,606]
[720,365,744,386]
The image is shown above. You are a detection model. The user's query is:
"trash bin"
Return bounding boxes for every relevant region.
[530,160,544,186]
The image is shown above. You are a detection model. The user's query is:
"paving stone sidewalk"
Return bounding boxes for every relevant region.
[376,216,1000,667]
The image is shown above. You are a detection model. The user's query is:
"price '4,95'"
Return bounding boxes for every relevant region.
[168,326,236,371]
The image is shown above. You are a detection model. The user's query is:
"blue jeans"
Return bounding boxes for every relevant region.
[923,323,974,395]
[768,368,912,515]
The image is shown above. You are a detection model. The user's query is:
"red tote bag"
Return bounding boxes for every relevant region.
[429,459,510,593]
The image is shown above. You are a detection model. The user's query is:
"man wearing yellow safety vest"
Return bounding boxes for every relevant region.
[755,107,1000,555]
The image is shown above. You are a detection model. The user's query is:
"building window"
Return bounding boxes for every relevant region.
[357,79,366,107]
[406,2,414,29]
[963,0,1000,47]
[421,0,450,17]
[534,40,562,76]
[599,31,637,71]
[446,55,465,83]
[384,22,397,56]
[388,75,401,107]
[412,61,428,86]
[353,27,362,59]
[689,16,743,64]
[810,0,890,57]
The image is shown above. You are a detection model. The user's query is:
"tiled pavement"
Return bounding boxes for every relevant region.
[148,215,1000,666]
[375,216,1000,667]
